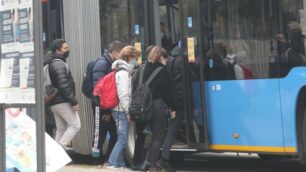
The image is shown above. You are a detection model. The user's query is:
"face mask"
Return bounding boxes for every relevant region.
[129,59,138,66]
[63,50,70,58]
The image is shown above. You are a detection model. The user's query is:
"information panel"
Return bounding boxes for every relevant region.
[0,0,35,104]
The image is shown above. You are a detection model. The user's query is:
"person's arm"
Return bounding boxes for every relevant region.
[161,69,176,111]
[92,58,109,87]
[116,71,131,115]
[92,58,109,105]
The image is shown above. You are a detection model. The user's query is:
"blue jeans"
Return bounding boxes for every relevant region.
[108,111,128,168]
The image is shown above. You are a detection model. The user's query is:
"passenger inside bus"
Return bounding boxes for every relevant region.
[161,22,174,52]
[276,13,306,77]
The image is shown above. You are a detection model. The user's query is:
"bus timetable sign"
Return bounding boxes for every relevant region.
[0,0,35,104]
[1,0,46,172]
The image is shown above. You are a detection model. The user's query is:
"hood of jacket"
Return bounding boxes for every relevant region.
[111,59,133,72]
[44,53,66,66]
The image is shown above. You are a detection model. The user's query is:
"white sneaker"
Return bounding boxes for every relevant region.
[107,165,117,169]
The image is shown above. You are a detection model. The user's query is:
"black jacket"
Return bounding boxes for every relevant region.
[134,62,176,111]
[45,53,78,106]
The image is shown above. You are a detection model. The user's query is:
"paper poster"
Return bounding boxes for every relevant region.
[0,0,35,104]
[134,42,142,64]
[187,37,195,62]
[5,108,72,172]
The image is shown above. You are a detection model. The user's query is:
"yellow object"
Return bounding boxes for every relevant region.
[134,42,142,64]
[208,144,296,153]
[187,37,195,62]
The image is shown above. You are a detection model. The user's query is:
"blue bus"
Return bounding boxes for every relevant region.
[123,0,306,163]
[64,0,306,164]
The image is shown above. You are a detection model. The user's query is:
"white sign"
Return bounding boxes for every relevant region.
[5,108,72,172]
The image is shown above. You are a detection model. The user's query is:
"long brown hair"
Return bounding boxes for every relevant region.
[147,45,168,63]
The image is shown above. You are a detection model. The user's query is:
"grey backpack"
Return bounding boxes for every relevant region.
[129,65,163,122]
[43,59,68,102]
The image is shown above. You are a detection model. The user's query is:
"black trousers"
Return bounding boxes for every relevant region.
[132,121,147,166]
[145,99,167,168]
[91,104,117,160]
[161,109,182,161]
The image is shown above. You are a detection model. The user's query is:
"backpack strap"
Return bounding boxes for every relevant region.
[138,65,145,86]
[145,66,163,85]
[50,59,69,75]
[116,67,127,72]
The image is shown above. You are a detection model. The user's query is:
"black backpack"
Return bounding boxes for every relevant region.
[81,58,103,98]
[129,65,163,122]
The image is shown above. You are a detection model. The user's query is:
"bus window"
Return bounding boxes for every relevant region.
[277,0,305,77]
[99,0,130,51]
[159,0,180,52]
[209,0,280,80]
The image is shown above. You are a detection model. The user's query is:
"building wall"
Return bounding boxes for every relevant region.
[62,0,101,154]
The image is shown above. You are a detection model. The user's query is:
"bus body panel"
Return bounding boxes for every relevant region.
[193,79,285,150]
[280,68,306,152]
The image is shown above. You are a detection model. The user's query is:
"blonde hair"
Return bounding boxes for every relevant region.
[119,46,140,61]
[147,45,168,63]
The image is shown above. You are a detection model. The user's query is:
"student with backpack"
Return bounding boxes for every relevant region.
[132,46,176,171]
[88,41,127,165]
[99,46,140,170]
[44,39,81,148]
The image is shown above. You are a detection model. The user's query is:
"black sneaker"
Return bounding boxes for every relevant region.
[141,162,150,171]
[130,164,143,171]
[157,160,176,172]
[148,167,162,172]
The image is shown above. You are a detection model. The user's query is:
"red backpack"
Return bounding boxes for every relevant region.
[93,68,126,109]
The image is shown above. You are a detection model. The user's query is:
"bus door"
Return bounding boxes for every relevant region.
[177,0,210,150]
[147,0,210,150]
[202,0,287,154]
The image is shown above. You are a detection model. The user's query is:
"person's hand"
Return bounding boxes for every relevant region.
[127,115,132,123]
[103,114,111,123]
[170,111,176,119]
[72,104,80,111]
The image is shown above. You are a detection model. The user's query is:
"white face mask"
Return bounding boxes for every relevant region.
[129,59,138,66]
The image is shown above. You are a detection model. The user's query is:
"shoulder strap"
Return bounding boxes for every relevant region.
[50,59,69,75]
[145,66,163,85]
[138,65,145,86]
[169,57,176,78]
[116,67,127,72]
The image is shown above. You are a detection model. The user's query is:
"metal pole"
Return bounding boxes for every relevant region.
[153,0,161,45]
[33,0,45,171]
[0,108,5,172]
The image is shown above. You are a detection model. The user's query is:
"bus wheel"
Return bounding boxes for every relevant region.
[125,122,136,165]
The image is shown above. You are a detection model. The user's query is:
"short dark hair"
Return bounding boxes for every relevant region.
[108,40,127,53]
[50,39,66,53]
